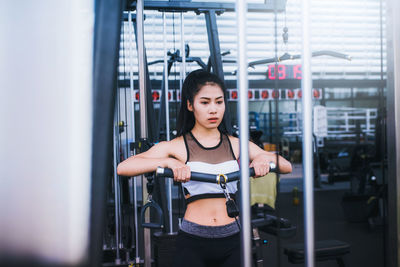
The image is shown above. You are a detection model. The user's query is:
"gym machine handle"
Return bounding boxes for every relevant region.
[141,201,164,229]
[155,162,277,183]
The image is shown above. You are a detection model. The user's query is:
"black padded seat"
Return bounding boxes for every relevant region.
[284,240,350,267]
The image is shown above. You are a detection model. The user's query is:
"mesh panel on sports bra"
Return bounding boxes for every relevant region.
[182,131,239,202]
[185,132,236,164]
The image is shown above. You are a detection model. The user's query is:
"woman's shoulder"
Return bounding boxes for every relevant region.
[227,135,239,144]
[170,135,185,144]
[151,136,186,161]
[168,136,186,160]
[156,135,185,147]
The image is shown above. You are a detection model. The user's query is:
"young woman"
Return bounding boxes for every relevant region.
[117,69,292,267]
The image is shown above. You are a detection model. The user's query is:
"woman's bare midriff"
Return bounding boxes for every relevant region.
[184,198,236,226]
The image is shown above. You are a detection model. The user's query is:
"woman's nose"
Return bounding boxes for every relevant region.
[209,103,217,112]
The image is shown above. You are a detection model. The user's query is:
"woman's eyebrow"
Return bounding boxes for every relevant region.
[199,96,224,100]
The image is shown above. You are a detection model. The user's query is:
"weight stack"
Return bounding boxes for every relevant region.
[153,232,178,267]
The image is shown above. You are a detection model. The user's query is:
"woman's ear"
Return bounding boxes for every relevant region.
[187,100,193,112]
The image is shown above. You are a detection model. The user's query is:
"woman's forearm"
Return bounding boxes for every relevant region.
[275,155,292,174]
[117,156,170,177]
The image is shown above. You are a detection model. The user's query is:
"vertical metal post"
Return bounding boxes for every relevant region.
[301,0,315,267]
[163,12,173,234]
[179,12,186,115]
[386,0,400,266]
[128,13,136,148]
[180,13,186,77]
[113,101,122,264]
[204,10,224,82]
[136,4,147,138]
[128,11,140,264]
[235,1,251,266]
[136,0,151,266]
[90,1,124,266]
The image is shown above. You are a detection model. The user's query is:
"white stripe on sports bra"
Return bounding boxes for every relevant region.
[183,160,239,197]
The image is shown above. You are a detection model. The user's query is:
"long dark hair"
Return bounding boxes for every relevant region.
[176,69,231,136]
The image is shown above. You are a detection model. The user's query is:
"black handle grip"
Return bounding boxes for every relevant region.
[155,162,276,184]
[140,201,164,229]
[156,167,219,183]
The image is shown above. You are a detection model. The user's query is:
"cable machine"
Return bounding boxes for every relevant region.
[107,1,287,267]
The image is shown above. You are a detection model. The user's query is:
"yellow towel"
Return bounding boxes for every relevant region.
[250,173,278,209]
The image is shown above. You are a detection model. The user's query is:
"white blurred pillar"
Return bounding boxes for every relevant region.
[0,0,94,265]
[386,0,400,266]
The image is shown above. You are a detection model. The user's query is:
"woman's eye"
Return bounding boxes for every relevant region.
[201,102,208,105]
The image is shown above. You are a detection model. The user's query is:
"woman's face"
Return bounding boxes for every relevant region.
[187,83,225,130]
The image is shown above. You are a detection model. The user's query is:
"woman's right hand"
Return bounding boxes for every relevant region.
[166,158,191,183]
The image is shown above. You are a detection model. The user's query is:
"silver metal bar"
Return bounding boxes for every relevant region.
[128,11,140,264]
[301,0,315,266]
[137,0,147,139]
[178,13,184,95]
[128,12,136,144]
[136,1,151,266]
[178,11,186,232]
[133,176,140,264]
[113,98,121,264]
[180,13,186,76]
[235,1,251,266]
[131,1,286,13]
[163,12,174,234]
[163,12,170,145]
[117,92,124,252]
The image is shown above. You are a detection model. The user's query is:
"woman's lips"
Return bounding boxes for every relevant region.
[208,118,218,123]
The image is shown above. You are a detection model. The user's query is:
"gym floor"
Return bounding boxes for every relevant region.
[263,168,384,267]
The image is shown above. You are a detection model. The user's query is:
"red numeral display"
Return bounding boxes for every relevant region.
[293,65,302,79]
[267,64,302,80]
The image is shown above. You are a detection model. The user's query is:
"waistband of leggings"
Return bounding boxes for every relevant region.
[180,218,240,238]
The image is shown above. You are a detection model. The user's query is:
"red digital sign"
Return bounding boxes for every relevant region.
[267,64,302,80]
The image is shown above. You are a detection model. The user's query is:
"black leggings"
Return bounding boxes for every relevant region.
[172,231,241,267]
